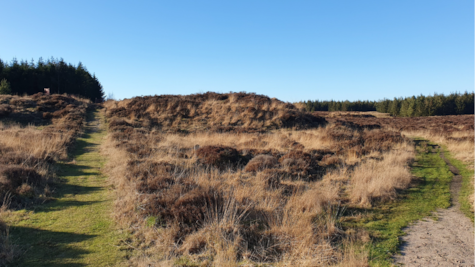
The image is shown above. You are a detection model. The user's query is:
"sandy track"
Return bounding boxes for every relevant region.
[394,151,474,266]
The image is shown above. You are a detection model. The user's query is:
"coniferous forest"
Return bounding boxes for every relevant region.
[0,57,104,102]
[304,92,474,117]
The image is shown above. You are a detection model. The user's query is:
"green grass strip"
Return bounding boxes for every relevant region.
[441,146,474,222]
[5,111,127,267]
[346,139,453,266]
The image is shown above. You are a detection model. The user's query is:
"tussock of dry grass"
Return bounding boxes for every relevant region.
[350,143,414,206]
[0,125,74,161]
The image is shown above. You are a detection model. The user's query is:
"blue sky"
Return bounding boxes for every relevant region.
[0,0,473,102]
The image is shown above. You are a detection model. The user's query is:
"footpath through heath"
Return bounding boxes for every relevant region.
[6,110,126,266]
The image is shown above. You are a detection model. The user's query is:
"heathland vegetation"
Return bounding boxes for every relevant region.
[100,92,474,266]
[0,91,472,266]
[304,92,474,117]
[0,58,105,102]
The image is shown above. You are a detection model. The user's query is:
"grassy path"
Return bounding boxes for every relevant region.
[5,111,126,266]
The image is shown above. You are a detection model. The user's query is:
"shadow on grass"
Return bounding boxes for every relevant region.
[9,226,97,267]
[70,137,99,155]
[23,182,103,214]
[27,200,105,214]
[53,183,102,197]
[56,162,99,177]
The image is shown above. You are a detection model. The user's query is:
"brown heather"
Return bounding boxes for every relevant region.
[102,93,420,266]
[103,92,326,133]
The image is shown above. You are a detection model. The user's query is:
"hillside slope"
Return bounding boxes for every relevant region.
[104,92,326,133]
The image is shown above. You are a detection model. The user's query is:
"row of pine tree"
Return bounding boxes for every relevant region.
[303,100,377,112]
[0,57,104,102]
[304,92,474,117]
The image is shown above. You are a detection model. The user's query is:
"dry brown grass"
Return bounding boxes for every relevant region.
[103,92,326,133]
[0,124,74,161]
[349,143,414,206]
[102,93,415,266]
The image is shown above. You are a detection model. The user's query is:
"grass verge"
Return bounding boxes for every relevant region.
[442,146,475,222]
[344,139,452,266]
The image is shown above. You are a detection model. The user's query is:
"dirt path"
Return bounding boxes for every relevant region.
[394,149,474,266]
[6,111,126,266]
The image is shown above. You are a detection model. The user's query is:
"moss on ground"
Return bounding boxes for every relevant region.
[5,111,127,266]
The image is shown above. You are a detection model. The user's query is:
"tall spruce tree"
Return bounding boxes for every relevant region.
[0,79,11,95]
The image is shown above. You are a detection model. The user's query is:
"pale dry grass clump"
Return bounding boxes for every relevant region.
[333,242,369,267]
[0,124,73,161]
[350,143,414,206]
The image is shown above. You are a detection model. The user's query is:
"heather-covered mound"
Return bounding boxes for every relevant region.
[104,92,326,133]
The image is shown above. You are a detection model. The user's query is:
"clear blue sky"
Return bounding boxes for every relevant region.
[1,0,473,102]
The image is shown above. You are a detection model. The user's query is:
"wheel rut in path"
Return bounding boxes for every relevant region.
[7,111,126,266]
[394,147,474,266]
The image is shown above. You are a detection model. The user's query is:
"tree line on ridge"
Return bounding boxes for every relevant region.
[0,57,104,102]
[303,92,474,117]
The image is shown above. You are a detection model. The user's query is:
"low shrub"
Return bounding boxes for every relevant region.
[244,154,277,172]
[196,146,242,168]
